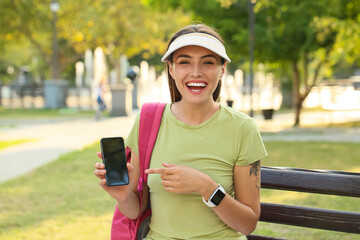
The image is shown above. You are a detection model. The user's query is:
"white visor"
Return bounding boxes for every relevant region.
[161,32,231,63]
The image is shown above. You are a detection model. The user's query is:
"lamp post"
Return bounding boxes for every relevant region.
[44,0,68,109]
[248,0,255,117]
[50,0,59,80]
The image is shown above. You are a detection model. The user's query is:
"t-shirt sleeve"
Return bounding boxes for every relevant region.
[235,118,268,166]
[124,112,140,155]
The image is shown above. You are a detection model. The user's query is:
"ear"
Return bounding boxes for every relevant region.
[168,62,175,79]
[220,62,226,79]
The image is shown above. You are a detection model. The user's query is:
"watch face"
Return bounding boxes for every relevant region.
[210,189,225,206]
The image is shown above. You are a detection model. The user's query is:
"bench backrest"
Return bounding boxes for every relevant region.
[248,167,360,240]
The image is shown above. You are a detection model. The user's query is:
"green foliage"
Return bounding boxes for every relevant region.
[0,0,51,83]
[1,0,359,119]
[0,0,191,84]
[255,1,331,61]
[147,0,360,117]
[147,0,250,65]
[2,0,359,82]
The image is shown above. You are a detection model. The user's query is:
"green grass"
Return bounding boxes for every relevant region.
[0,143,113,240]
[263,141,360,172]
[0,139,36,150]
[0,141,359,239]
[0,107,97,119]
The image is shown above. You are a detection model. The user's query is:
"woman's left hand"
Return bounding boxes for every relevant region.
[145,162,217,196]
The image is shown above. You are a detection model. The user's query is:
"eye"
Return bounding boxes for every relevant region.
[176,57,191,64]
[179,60,190,64]
[202,59,216,65]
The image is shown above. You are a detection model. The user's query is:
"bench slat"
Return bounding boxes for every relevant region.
[260,202,360,233]
[261,167,360,197]
[247,235,286,240]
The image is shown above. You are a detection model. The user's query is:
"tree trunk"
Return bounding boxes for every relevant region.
[292,57,325,127]
[294,99,303,127]
[292,60,301,126]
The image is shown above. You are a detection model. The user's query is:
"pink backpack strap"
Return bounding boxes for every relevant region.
[137,102,166,191]
[112,103,165,240]
[134,102,165,238]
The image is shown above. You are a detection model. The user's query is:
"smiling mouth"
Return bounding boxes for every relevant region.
[186,82,207,92]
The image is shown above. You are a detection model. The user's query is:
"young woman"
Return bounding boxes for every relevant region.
[95,24,267,239]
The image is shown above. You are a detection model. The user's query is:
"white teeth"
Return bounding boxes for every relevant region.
[187,82,206,87]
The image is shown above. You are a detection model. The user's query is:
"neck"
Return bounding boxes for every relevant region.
[171,100,220,125]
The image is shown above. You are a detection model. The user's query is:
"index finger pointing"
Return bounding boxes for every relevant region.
[145,168,166,175]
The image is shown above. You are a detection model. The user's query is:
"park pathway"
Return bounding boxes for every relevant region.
[0,114,136,183]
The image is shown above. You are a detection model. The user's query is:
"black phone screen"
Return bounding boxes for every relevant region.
[100,137,129,186]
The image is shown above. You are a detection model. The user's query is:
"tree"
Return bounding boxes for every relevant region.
[149,0,360,126]
[254,0,339,126]
[0,0,190,84]
[74,0,190,82]
[0,0,52,82]
[330,0,360,67]
[254,0,360,125]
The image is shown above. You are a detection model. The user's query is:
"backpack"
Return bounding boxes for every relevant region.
[110,102,166,240]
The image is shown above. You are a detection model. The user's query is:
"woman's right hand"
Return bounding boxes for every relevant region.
[94,152,134,202]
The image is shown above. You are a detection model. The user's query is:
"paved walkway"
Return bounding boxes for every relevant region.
[255,110,360,142]
[1,109,359,183]
[0,114,136,183]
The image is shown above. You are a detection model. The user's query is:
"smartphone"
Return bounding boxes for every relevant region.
[100,137,129,186]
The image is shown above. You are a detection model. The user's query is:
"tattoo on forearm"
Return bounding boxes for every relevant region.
[250,160,261,190]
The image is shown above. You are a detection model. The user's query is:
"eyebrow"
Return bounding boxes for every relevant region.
[176,54,218,60]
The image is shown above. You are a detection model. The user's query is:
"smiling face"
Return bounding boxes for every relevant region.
[168,45,225,105]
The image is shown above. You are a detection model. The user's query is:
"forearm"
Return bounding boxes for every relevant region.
[200,181,258,235]
[199,164,260,235]
[212,194,259,235]
[116,183,150,220]
[116,191,142,220]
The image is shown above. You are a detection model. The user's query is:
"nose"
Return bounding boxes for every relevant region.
[190,63,203,77]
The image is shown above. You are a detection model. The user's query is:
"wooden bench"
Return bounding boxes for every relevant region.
[137,166,360,239]
[248,167,360,239]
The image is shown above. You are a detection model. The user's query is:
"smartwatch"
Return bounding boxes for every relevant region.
[202,184,226,207]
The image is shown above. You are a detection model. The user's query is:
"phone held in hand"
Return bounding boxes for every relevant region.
[100,137,129,186]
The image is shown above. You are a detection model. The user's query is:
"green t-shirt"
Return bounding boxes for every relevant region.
[126,104,268,240]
